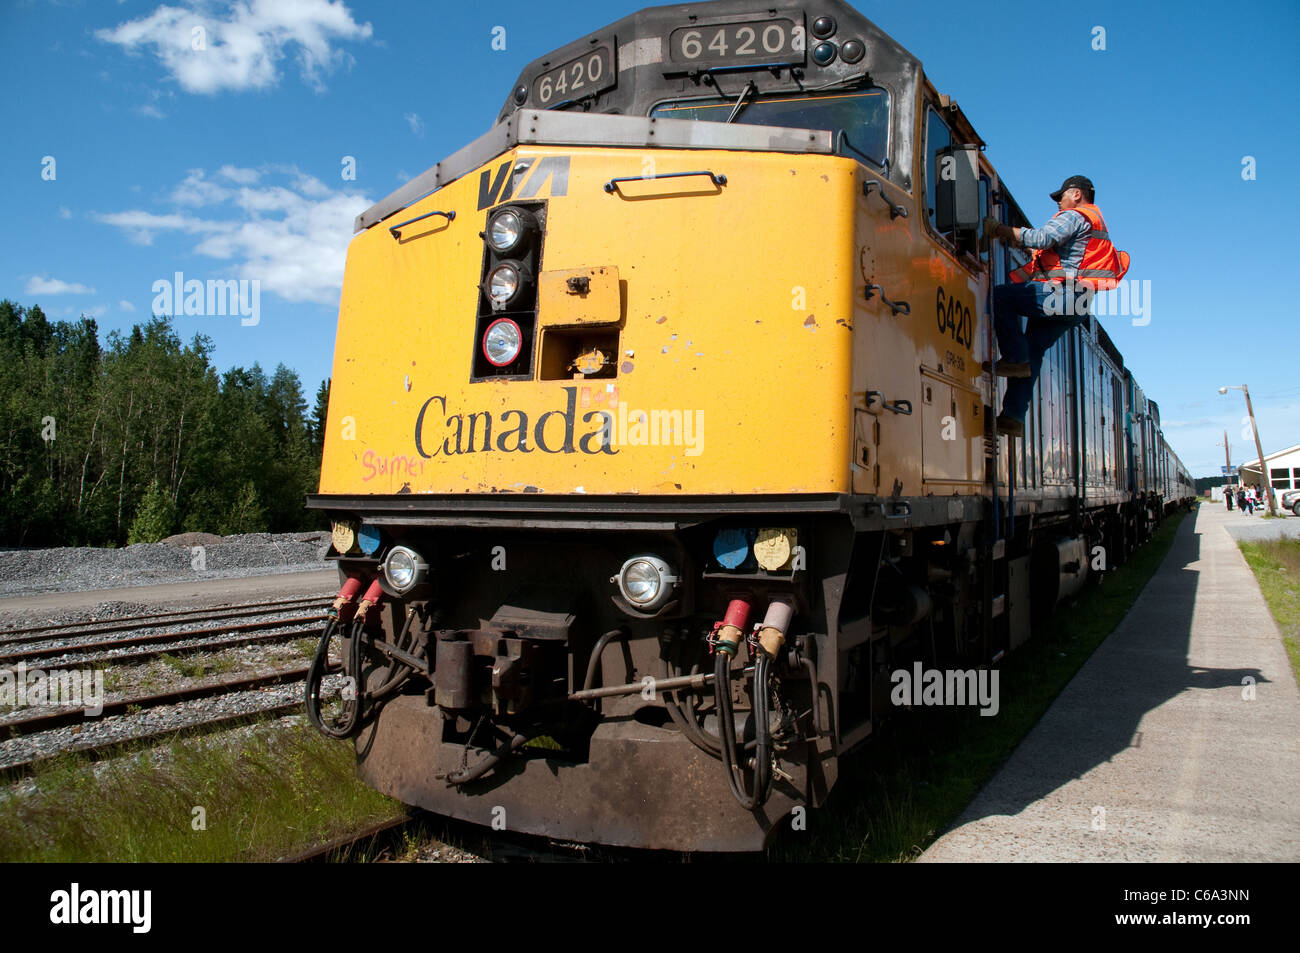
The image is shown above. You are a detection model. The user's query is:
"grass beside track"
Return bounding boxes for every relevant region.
[0,717,403,862]
[1237,537,1300,689]
[773,506,1192,863]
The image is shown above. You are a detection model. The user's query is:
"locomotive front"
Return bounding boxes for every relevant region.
[307,0,916,850]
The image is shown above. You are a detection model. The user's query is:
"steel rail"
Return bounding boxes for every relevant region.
[0,664,321,737]
[0,614,326,665]
[0,595,330,644]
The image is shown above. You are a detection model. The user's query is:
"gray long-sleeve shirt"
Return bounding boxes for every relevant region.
[1019,209,1092,275]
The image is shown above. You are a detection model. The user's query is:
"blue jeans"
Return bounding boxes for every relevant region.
[993,282,1087,421]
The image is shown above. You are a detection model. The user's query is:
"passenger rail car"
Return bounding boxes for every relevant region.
[306,0,1195,851]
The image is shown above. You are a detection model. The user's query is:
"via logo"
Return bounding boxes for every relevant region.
[477,156,571,209]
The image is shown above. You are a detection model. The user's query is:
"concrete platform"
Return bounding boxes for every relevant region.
[1214,500,1300,542]
[920,504,1300,862]
[0,568,338,616]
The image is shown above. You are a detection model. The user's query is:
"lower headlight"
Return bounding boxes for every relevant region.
[615,555,679,612]
[483,317,522,366]
[383,545,428,593]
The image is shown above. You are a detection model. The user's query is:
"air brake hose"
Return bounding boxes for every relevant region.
[306,575,365,738]
[752,600,794,804]
[307,577,384,738]
[712,599,764,809]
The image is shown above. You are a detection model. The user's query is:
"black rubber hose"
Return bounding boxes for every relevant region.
[753,652,773,803]
[716,650,759,810]
[660,656,721,756]
[305,618,359,739]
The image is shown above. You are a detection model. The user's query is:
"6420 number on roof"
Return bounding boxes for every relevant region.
[669,18,806,65]
[533,46,616,106]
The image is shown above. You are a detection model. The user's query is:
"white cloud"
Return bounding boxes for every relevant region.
[98,166,371,304]
[405,112,424,136]
[96,0,373,94]
[25,276,97,295]
[119,300,137,312]
[218,164,261,185]
[57,206,72,220]
[136,103,166,119]
[93,209,221,245]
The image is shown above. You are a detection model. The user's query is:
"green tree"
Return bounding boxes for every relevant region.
[127,480,177,543]
[219,480,266,535]
[309,378,330,454]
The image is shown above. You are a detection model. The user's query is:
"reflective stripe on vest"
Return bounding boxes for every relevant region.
[1008,203,1128,290]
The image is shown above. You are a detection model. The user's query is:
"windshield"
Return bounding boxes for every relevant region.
[650,89,890,169]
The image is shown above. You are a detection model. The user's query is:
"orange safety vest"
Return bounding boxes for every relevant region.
[1009,203,1130,290]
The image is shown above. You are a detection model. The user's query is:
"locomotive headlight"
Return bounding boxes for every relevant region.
[487,207,532,253]
[615,555,679,612]
[488,263,520,303]
[482,317,523,366]
[383,545,428,594]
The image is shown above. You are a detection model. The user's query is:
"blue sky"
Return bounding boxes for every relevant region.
[2,0,1297,475]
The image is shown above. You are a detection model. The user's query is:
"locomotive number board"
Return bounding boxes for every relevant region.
[668,18,806,66]
[533,45,616,106]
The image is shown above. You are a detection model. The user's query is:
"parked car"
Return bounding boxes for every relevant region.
[1281,488,1300,516]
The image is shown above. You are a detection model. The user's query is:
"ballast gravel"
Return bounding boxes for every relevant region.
[0,678,322,771]
[0,531,331,599]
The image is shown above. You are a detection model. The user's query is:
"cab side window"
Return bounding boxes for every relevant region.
[979,174,991,264]
[924,107,953,239]
[925,104,984,263]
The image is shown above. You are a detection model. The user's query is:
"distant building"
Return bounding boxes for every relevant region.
[1238,443,1300,496]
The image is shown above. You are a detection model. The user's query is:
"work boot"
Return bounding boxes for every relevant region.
[995,415,1024,437]
[982,360,1032,378]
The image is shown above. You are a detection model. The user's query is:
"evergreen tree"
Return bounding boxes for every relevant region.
[127,480,176,543]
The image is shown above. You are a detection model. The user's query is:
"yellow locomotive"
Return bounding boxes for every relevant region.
[307,0,1194,850]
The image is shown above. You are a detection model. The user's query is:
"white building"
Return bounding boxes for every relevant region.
[1238,443,1300,498]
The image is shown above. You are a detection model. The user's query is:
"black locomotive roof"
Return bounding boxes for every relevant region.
[496,0,918,119]
[496,0,921,189]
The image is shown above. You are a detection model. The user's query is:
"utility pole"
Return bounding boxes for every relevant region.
[1223,429,1231,481]
[1221,384,1277,516]
[1242,385,1278,517]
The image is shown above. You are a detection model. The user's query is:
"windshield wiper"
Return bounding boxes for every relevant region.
[836,129,888,172]
[725,81,757,123]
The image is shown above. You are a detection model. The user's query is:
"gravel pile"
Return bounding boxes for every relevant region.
[0,532,331,598]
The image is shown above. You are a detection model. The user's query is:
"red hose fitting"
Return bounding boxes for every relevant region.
[356,577,385,618]
[331,575,364,611]
[711,598,752,657]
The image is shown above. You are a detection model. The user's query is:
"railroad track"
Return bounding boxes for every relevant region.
[0,595,329,645]
[0,614,326,668]
[0,663,340,780]
[282,811,662,863]
[0,593,342,781]
[280,813,421,863]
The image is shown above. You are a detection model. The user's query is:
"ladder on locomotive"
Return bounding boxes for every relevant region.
[982,275,1013,665]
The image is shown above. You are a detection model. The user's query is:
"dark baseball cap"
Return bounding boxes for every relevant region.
[1050,175,1094,201]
